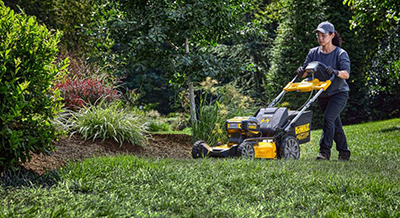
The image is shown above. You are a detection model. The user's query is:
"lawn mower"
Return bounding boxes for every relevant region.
[192,61,335,159]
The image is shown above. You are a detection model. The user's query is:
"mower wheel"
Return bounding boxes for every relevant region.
[192,140,207,159]
[279,136,300,159]
[237,142,255,159]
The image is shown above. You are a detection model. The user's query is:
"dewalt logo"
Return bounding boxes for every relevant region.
[295,123,310,135]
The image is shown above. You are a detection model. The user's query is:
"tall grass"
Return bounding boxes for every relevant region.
[192,99,227,145]
[68,101,148,146]
[192,81,256,145]
[1,118,399,217]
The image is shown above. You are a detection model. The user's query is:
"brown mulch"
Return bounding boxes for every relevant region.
[20,134,193,175]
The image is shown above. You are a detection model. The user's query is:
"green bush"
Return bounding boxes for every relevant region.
[147,120,171,132]
[0,2,67,169]
[67,102,148,146]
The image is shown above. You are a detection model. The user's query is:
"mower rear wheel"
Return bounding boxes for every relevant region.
[192,140,207,159]
[279,136,300,159]
[237,142,255,159]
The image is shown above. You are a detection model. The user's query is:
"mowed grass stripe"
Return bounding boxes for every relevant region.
[1,118,399,217]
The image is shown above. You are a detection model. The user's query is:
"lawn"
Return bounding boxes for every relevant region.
[1,118,399,217]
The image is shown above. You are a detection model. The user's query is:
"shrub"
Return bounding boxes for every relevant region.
[167,113,190,131]
[144,110,171,132]
[0,2,67,169]
[147,119,171,132]
[55,77,121,111]
[67,102,148,146]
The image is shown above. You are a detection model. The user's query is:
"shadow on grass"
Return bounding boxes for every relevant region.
[0,166,60,189]
[380,126,400,133]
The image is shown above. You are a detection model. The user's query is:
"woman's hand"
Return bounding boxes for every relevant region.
[325,66,349,79]
[297,66,307,78]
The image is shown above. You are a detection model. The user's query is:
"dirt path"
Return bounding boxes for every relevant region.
[21,134,193,175]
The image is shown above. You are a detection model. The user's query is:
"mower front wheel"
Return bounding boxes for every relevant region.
[192,140,207,159]
[237,142,255,159]
[279,136,300,159]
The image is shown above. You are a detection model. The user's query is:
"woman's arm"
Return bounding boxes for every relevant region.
[337,70,349,79]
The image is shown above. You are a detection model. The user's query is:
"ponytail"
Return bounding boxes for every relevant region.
[332,31,342,47]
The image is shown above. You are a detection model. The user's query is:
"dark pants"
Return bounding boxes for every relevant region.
[318,92,350,160]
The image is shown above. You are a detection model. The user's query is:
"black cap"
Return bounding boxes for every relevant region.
[313,21,335,34]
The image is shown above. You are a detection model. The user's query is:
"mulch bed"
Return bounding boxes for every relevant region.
[20,134,194,175]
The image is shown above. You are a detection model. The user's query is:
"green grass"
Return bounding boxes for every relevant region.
[1,118,400,217]
[153,127,192,135]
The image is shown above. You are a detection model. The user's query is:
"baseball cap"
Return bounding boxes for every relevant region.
[313,21,335,34]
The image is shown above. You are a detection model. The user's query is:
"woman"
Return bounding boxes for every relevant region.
[297,21,351,161]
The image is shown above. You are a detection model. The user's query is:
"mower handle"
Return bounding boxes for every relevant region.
[304,61,335,82]
[267,61,334,108]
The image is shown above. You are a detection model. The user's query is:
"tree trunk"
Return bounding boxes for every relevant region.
[186,38,197,124]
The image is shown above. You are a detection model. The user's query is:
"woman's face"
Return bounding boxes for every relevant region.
[316,31,334,46]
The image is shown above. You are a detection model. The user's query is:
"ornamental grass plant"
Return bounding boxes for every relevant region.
[67,101,148,146]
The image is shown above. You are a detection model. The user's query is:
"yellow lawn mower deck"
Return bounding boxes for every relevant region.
[192,61,335,159]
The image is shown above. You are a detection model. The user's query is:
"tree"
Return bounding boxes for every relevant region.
[4,0,95,52]
[267,0,326,110]
[209,0,277,103]
[91,0,251,123]
[344,0,400,120]
[344,0,399,35]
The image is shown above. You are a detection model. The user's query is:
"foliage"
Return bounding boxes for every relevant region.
[144,110,171,132]
[166,113,190,131]
[147,120,171,133]
[192,78,255,145]
[344,0,400,121]
[87,0,252,114]
[327,0,371,125]
[1,118,400,217]
[0,2,67,169]
[4,0,399,129]
[55,77,121,111]
[192,98,227,145]
[344,0,399,35]
[366,27,400,120]
[3,0,96,52]
[267,0,326,107]
[210,0,277,102]
[67,102,148,146]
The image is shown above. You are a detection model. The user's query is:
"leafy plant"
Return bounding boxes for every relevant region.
[192,78,256,145]
[167,113,190,131]
[192,100,227,145]
[55,77,121,111]
[0,2,67,169]
[67,101,148,146]
[147,120,171,132]
[3,0,97,53]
